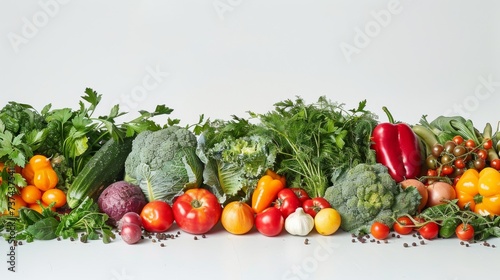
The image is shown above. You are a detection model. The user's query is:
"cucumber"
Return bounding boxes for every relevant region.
[66,137,134,209]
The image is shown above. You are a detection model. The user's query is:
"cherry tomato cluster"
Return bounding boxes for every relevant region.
[4,155,67,216]
[424,136,498,184]
[370,216,475,242]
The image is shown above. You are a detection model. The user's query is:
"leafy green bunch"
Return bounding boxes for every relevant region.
[0,87,176,213]
[250,96,378,198]
[0,197,114,243]
[195,116,277,204]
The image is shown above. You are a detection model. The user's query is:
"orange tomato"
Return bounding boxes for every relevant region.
[29,155,52,171]
[21,163,35,184]
[3,194,27,216]
[33,168,58,191]
[29,202,55,214]
[20,185,42,204]
[42,188,66,208]
[221,201,255,235]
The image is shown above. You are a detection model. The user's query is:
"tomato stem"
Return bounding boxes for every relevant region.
[191,199,202,208]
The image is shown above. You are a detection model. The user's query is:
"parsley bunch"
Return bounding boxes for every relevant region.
[251,96,378,198]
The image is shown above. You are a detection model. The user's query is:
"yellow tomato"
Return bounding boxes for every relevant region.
[314,208,341,236]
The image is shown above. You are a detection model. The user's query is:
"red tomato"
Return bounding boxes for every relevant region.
[255,207,284,237]
[172,188,222,235]
[289,188,311,204]
[427,169,438,177]
[393,216,414,235]
[454,158,466,169]
[452,135,464,145]
[455,223,474,241]
[418,222,439,240]
[274,188,301,219]
[476,149,488,160]
[440,165,454,176]
[140,201,174,233]
[302,197,331,218]
[370,221,390,240]
[483,138,493,150]
[490,158,500,170]
[465,139,476,149]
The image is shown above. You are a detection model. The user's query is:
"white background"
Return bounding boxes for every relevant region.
[1,1,500,280]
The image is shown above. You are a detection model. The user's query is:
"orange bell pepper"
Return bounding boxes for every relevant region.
[455,167,500,216]
[251,170,286,214]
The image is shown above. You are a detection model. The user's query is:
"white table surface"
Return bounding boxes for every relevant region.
[2,221,498,280]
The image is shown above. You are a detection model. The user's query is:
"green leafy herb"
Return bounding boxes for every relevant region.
[26,217,59,240]
[0,197,114,243]
[250,96,378,198]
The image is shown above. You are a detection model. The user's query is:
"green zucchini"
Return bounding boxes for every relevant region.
[66,137,134,208]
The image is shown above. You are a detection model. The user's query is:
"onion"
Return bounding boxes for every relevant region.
[118,212,143,230]
[400,179,428,212]
[120,223,143,245]
[426,182,456,207]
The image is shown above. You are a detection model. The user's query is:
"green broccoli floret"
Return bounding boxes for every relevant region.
[323,163,421,235]
[124,125,204,204]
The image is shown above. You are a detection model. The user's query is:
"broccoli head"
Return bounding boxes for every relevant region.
[323,163,421,235]
[124,125,204,204]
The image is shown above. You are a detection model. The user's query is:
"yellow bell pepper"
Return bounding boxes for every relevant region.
[455,167,500,216]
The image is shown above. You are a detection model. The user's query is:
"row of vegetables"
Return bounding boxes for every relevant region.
[1,89,500,245]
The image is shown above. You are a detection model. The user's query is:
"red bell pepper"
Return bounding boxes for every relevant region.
[371,107,422,182]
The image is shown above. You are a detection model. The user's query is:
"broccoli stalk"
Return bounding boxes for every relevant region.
[323,163,421,235]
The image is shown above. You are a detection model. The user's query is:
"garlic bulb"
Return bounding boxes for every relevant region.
[285,207,314,236]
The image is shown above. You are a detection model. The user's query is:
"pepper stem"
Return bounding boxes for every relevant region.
[382,106,395,124]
